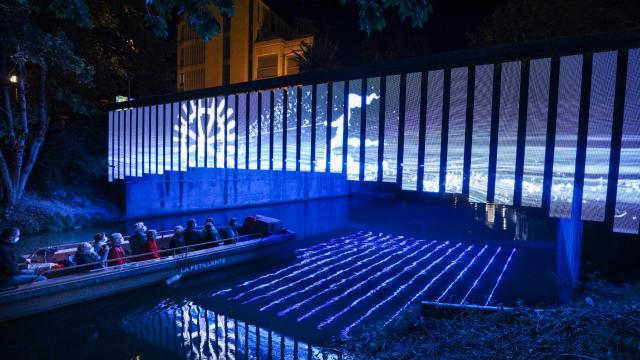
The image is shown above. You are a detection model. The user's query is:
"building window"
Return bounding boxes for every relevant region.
[257,54,279,79]
[181,42,205,66]
[286,56,300,75]
[223,16,231,85]
[180,69,205,91]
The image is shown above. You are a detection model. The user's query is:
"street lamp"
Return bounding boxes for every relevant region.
[9,75,17,83]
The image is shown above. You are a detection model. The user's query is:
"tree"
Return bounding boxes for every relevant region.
[341,0,433,34]
[291,35,341,73]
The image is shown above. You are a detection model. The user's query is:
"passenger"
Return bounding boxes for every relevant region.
[0,228,47,288]
[205,217,214,225]
[141,230,161,260]
[170,226,186,254]
[75,242,107,271]
[243,215,257,235]
[183,219,202,247]
[93,232,109,258]
[201,222,221,246]
[107,233,129,266]
[225,218,239,244]
[128,222,147,256]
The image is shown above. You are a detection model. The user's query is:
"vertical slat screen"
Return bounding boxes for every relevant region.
[446,67,469,193]
[402,72,422,190]
[469,64,494,202]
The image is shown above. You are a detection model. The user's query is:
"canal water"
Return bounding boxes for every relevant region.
[2,196,558,359]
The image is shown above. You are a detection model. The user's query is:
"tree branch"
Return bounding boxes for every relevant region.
[13,57,28,191]
[0,147,13,197]
[1,45,15,139]
[18,66,47,199]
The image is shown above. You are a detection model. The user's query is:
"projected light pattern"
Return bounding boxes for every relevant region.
[122,302,339,360]
[206,232,516,337]
[485,248,516,306]
[110,46,639,234]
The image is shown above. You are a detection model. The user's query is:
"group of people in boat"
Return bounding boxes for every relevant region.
[0,216,250,289]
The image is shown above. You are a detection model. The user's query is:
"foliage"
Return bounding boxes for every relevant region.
[337,279,640,359]
[291,35,341,73]
[469,0,640,46]
[340,0,433,35]
[144,0,234,41]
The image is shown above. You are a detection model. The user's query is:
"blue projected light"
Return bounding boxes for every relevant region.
[314,84,328,172]
[171,103,179,172]
[187,100,196,169]
[614,48,640,234]
[582,51,617,221]
[108,111,114,182]
[424,70,444,192]
[446,67,469,193]
[347,79,362,180]
[248,93,259,169]
[227,95,236,169]
[143,106,150,174]
[460,247,501,304]
[550,54,583,218]
[522,58,551,207]
[260,91,271,170]
[216,96,226,168]
[237,94,247,169]
[157,105,164,174]
[364,77,381,181]
[286,87,298,171]
[273,89,284,171]
[469,64,494,203]
[150,105,157,173]
[124,109,130,177]
[485,248,516,306]
[300,85,312,172]
[163,103,171,171]
[196,98,206,168]
[402,72,422,190]
[331,81,345,173]
[383,75,401,182]
[495,61,522,205]
[435,245,488,302]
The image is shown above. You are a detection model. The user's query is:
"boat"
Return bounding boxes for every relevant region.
[0,215,296,322]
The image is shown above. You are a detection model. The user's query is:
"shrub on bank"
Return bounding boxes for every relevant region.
[338,280,640,359]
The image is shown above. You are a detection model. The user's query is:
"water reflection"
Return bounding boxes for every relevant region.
[122,301,341,360]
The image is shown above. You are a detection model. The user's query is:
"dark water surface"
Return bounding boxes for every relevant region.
[2,196,559,359]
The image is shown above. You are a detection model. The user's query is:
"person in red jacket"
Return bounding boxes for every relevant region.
[141,229,161,261]
[107,233,129,266]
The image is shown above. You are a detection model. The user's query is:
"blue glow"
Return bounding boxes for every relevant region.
[469,64,494,203]
[316,243,460,329]
[485,248,516,306]
[297,241,449,321]
[343,245,474,336]
[277,240,434,316]
[401,72,422,190]
[435,245,488,302]
[460,246,501,304]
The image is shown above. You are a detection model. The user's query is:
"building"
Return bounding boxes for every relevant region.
[177,0,314,91]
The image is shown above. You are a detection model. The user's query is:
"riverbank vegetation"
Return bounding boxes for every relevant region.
[338,279,640,359]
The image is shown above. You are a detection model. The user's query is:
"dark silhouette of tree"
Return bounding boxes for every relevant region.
[292,36,341,72]
[469,0,640,47]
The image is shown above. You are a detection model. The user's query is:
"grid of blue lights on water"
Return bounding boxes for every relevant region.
[109,49,640,234]
[210,232,516,338]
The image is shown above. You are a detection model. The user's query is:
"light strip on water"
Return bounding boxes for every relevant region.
[459,246,501,304]
[434,245,488,302]
[346,245,474,335]
[484,248,516,306]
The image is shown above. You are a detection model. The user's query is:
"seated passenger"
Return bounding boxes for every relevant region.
[183,219,202,246]
[93,232,109,258]
[141,230,161,260]
[128,222,147,256]
[243,215,257,235]
[76,242,107,271]
[201,222,222,246]
[107,233,129,266]
[170,226,186,254]
[225,218,239,244]
[0,227,47,288]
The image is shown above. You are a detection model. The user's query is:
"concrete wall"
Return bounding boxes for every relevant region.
[125,168,348,218]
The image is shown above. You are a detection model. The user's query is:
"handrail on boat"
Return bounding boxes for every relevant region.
[28,231,265,282]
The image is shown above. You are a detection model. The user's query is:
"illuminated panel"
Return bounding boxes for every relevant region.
[248,92,259,169]
[383,75,401,182]
[614,48,640,234]
[330,81,345,173]
[446,67,469,193]
[117,110,123,179]
[315,83,328,172]
[188,100,197,169]
[157,104,164,174]
[171,103,180,172]
[495,61,522,205]
[164,104,172,171]
[402,72,421,190]
[273,89,284,171]
[424,70,444,192]
[150,105,157,174]
[522,58,551,207]
[364,77,381,181]
[143,106,150,174]
[205,98,215,168]
[138,107,144,175]
[582,51,617,221]
[286,87,298,171]
[196,98,206,168]
[347,79,362,180]
[300,85,312,172]
[469,64,494,202]
[217,96,226,168]
[124,109,130,177]
[550,55,583,218]
[179,102,188,171]
[227,95,236,169]
[108,111,113,182]
[260,91,271,170]
[237,94,247,169]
